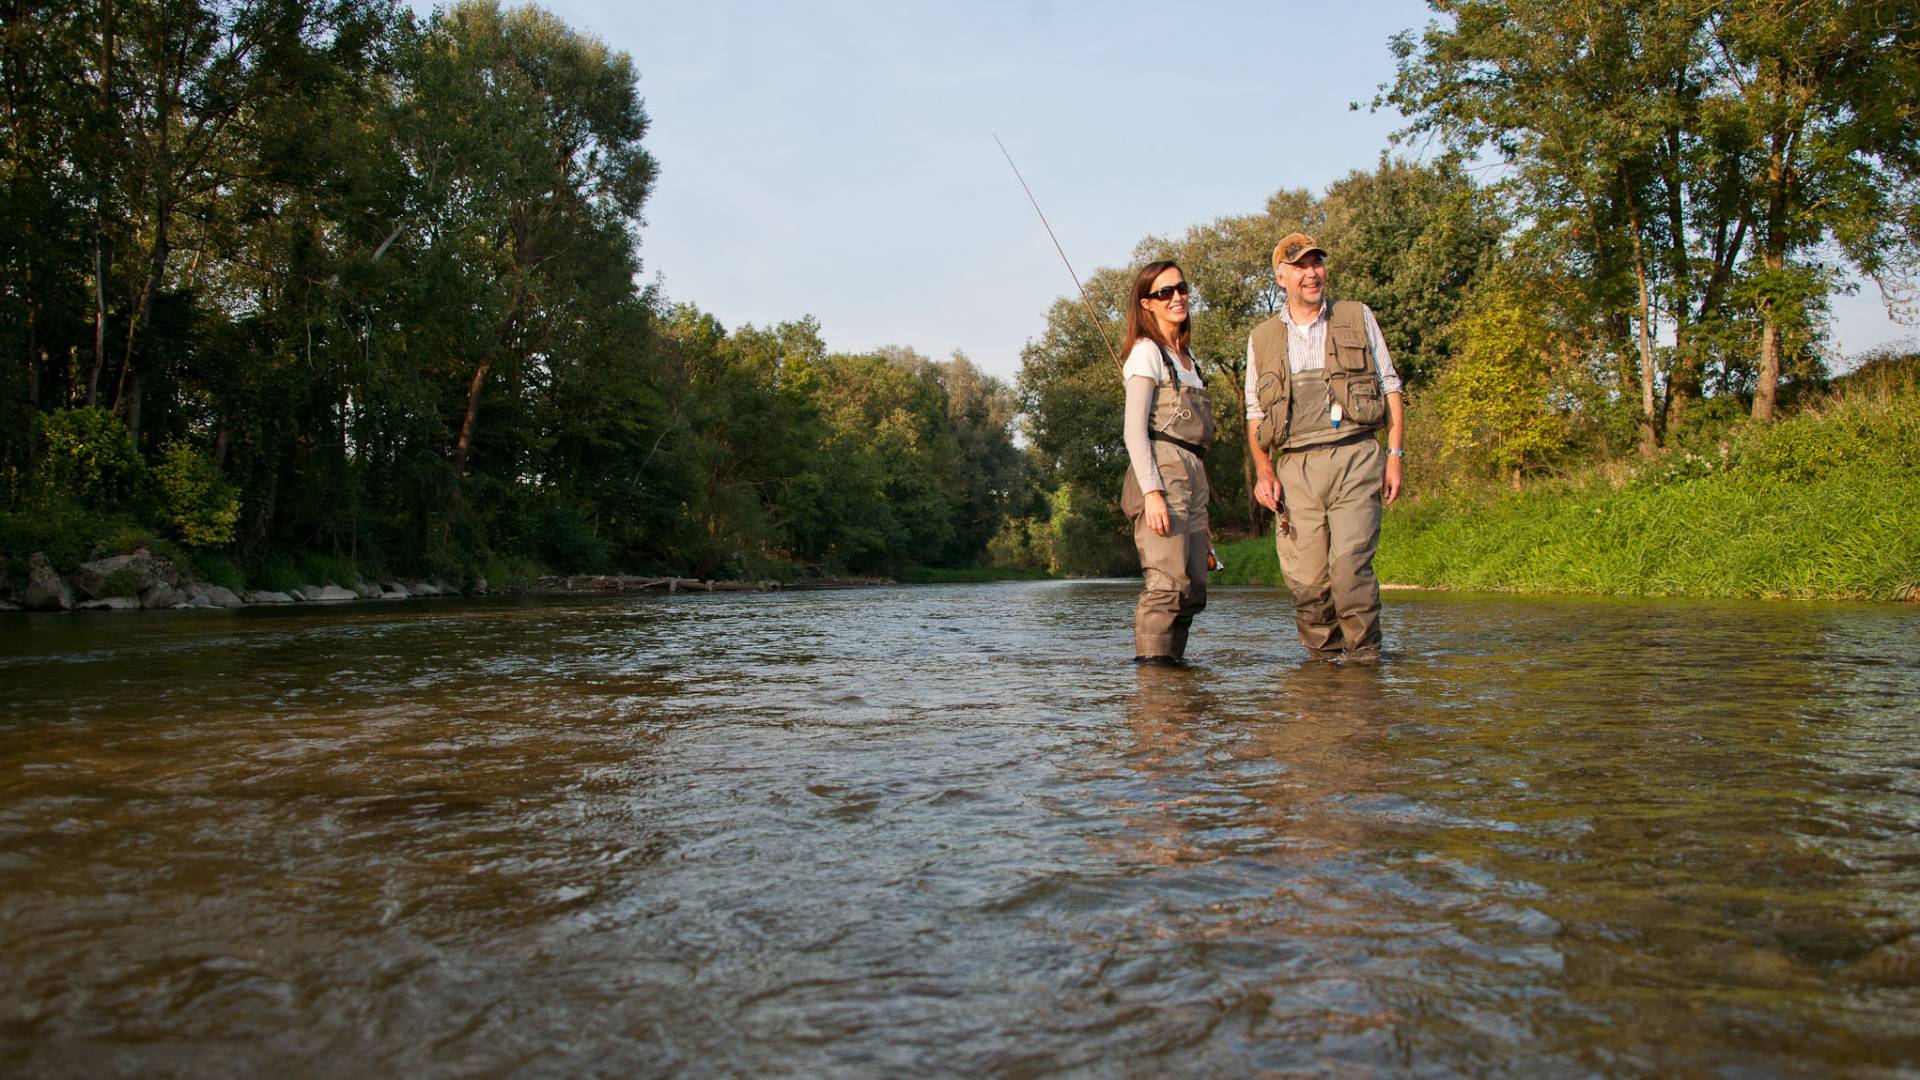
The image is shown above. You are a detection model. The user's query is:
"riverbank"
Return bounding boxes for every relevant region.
[0,547,899,614]
[1215,363,1920,603]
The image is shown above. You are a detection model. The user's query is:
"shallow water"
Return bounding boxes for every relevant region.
[2,583,1917,1077]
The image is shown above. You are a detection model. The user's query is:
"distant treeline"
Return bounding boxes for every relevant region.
[1012,1,1919,576]
[5,1,1916,590]
[1,0,1033,583]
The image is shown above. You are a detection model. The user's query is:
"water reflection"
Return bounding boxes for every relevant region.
[1,587,1916,1075]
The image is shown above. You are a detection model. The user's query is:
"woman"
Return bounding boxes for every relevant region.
[1119,259,1215,665]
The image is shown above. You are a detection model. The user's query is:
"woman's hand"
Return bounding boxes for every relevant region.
[1143,490,1171,537]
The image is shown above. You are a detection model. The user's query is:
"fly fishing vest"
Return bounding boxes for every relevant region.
[1250,300,1387,452]
[1120,345,1214,529]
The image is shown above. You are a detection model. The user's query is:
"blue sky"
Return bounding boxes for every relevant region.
[429,1,1914,382]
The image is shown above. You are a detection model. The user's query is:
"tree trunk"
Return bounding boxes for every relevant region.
[116,122,173,424]
[1629,223,1661,457]
[1753,315,1781,421]
[1661,126,1699,428]
[124,368,143,450]
[1752,139,1792,423]
[86,0,113,408]
[1225,362,1259,534]
[450,356,493,479]
[88,235,108,407]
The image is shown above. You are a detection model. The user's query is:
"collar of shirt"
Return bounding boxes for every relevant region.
[1280,299,1330,332]
[1279,299,1330,371]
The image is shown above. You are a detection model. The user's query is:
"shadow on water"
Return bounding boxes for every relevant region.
[1,586,1916,1075]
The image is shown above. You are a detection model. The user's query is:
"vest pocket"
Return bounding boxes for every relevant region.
[1336,374,1387,426]
[1254,370,1287,451]
[1331,330,1371,373]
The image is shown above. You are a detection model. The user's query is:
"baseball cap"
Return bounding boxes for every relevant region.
[1272,233,1327,268]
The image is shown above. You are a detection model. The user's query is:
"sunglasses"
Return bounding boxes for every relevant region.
[1145,281,1190,302]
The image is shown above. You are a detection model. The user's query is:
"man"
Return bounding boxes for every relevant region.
[1244,233,1405,660]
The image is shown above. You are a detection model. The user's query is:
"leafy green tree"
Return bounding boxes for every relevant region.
[881,346,1034,565]
[808,351,962,570]
[435,3,649,477]
[1437,276,1579,479]
[1317,156,1504,388]
[1384,0,1715,454]
[1710,0,1920,419]
[87,0,388,443]
[1016,267,1137,576]
[1384,0,1920,440]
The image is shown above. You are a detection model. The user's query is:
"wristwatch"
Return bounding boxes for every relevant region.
[1388,447,1405,459]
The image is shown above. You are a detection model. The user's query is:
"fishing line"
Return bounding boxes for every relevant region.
[994,134,1124,372]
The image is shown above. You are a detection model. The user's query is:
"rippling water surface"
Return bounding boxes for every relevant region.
[3,583,1918,1076]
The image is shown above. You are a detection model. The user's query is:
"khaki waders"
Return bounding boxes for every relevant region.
[1120,348,1214,660]
[1251,303,1389,659]
[1275,414,1384,656]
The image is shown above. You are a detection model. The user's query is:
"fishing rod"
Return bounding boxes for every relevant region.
[994,134,1124,373]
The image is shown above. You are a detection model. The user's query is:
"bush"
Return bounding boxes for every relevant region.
[297,553,361,588]
[534,500,613,573]
[152,439,240,548]
[188,552,248,594]
[986,515,1053,571]
[0,504,140,575]
[1045,483,1135,577]
[101,568,143,599]
[479,554,547,592]
[249,556,306,594]
[36,407,143,511]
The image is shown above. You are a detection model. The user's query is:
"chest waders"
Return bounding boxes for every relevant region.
[1120,345,1215,662]
[1249,302,1389,659]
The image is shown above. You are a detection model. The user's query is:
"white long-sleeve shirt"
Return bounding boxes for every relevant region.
[1243,301,1402,421]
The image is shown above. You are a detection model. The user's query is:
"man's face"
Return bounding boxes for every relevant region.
[1276,252,1327,308]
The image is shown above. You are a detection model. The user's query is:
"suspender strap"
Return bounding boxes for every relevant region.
[1148,430,1207,459]
[1156,344,1205,386]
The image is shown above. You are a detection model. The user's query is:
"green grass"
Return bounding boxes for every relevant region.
[1217,383,1920,603]
[1213,534,1281,587]
[1373,466,1918,601]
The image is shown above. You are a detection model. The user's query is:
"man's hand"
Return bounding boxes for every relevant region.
[1143,490,1171,537]
[1383,454,1404,507]
[1254,473,1283,512]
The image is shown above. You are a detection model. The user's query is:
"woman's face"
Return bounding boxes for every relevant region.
[1140,266,1189,325]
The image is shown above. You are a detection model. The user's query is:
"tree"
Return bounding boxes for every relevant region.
[1437,273,1583,479]
[91,0,388,444]
[1316,156,1504,388]
[882,347,1035,565]
[1384,0,1720,453]
[1710,0,1920,419]
[399,1,656,496]
[1384,0,1920,440]
[1016,266,1136,576]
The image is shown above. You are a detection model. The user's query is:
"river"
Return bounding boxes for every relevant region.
[2,582,1917,1076]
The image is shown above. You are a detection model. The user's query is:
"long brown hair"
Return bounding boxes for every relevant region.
[1122,259,1191,359]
